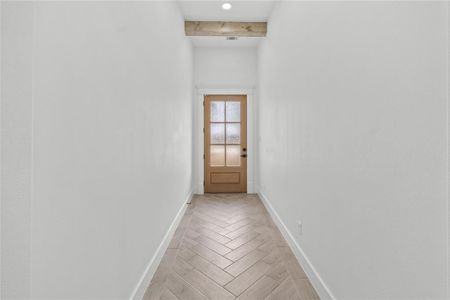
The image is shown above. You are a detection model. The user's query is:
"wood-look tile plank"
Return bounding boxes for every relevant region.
[236,275,279,300]
[196,207,231,221]
[225,249,267,277]
[258,240,276,253]
[195,226,232,244]
[184,229,201,240]
[160,288,180,300]
[225,217,255,231]
[265,260,289,283]
[143,282,165,300]
[225,223,256,239]
[227,213,254,224]
[262,249,282,265]
[194,212,231,228]
[194,235,232,255]
[180,236,198,249]
[270,227,288,247]
[226,230,260,249]
[186,254,234,286]
[225,237,266,261]
[178,247,197,261]
[191,217,231,235]
[187,241,233,269]
[165,273,208,300]
[266,277,301,300]
[225,260,271,296]
[174,257,235,300]
[254,225,273,236]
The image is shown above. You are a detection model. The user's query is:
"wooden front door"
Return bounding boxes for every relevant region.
[204,95,247,193]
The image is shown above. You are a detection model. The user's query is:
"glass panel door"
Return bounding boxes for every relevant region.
[204,95,247,193]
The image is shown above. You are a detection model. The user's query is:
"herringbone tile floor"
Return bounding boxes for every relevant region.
[143,193,320,300]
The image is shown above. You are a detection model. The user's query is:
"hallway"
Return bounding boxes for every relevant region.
[1,1,448,299]
[143,194,319,300]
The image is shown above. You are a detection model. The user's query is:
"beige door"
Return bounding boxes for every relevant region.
[204,95,247,193]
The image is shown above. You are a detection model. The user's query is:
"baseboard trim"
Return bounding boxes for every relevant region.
[258,190,336,300]
[129,190,193,300]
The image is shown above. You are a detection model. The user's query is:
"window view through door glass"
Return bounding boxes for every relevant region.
[210,100,241,167]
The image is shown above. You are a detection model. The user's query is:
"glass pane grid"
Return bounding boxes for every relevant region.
[209,100,242,167]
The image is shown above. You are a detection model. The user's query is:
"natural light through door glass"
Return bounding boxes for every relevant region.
[226,123,240,144]
[211,124,225,144]
[226,101,240,122]
[210,145,225,166]
[226,145,240,166]
[211,101,225,122]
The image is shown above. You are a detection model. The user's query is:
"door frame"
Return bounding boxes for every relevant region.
[194,87,256,194]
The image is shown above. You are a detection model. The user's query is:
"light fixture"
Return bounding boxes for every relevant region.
[222,3,232,10]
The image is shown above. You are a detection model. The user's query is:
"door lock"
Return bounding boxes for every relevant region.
[240,154,247,158]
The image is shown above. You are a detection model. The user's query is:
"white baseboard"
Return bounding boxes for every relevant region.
[129,190,193,300]
[258,190,336,300]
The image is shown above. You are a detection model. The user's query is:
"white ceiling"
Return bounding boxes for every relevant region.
[179,1,276,22]
[178,0,275,47]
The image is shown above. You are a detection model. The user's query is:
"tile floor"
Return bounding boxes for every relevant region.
[143,193,320,300]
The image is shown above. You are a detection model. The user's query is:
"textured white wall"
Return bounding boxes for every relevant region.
[1,2,193,299]
[258,2,448,299]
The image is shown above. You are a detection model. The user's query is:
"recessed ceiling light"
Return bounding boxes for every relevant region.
[222,3,232,10]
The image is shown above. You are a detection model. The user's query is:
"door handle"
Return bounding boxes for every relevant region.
[240,154,247,158]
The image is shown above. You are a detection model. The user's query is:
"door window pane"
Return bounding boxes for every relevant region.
[210,124,225,144]
[226,124,240,144]
[211,101,225,122]
[210,145,225,166]
[226,145,240,167]
[226,102,240,122]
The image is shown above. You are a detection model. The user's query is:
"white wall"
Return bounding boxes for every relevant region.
[1,2,33,298]
[258,2,448,299]
[1,1,193,299]
[194,47,257,88]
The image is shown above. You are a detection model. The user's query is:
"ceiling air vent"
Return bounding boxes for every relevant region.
[226,36,238,41]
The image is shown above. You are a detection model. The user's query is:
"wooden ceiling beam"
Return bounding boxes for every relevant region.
[185,21,267,37]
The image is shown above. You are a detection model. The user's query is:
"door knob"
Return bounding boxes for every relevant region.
[240,154,247,158]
